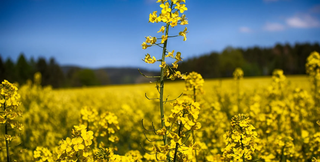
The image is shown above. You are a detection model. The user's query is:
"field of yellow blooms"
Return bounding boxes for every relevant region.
[1,0,320,161]
[0,71,320,161]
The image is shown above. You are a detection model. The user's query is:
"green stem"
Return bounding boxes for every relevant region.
[237,79,240,113]
[314,75,318,106]
[4,101,10,162]
[159,23,170,141]
[193,87,198,162]
[173,112,185,162]
[280,145,285,162]
[158,2,174,162]
[240,135,245,162]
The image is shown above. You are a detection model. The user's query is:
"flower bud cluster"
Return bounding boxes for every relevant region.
[306,51,320,77]
[222,114,258,161]
[184,72,204,94]
[141,0,189,80]
[267,69,287,99]
[34,106,123,161]
[0,80,23,135]
[34,124,95,161]
[165,96,201,131]
[233,68,244,80]
[306,51,320,105]
[80,106,120,147]
[274,135,296,159]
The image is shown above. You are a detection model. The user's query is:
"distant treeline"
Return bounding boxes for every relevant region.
[0,55,104,88]
[179,42,320,78]
[1,42,319,88]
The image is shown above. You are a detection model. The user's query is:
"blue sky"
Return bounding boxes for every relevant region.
[0,0,320,70]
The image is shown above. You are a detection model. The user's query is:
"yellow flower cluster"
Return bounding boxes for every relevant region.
[306,51,320,76]
[142,0,188,80]
[0,64,319,161]
[274,135,296,159]
[165,96,201,131]
[0,80,23,128]
[267,69,287,99]
[33,147,53,162]
[222,114,258,161]
[143,53,157,64]
[272,69,286,84]
[0,80,23,147]
[33,105,126,161]
[80,106,120,150]
[309,132,320,160]
[34,124,95,161]
[96,111,120,143]
[144,96,201,161]
[1,12,320,161]
[306,51,320,106]
[233,67,244,80]
[149,0,188,26]
[184,72,204,95]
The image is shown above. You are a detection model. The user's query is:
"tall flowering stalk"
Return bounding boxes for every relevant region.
[184,72,204,102]
[306,51,320,106]
[233,68,243,113]
[0,80,23,162]
[184,72,204,161]
[222,114,258,161]
[141,0,188,160]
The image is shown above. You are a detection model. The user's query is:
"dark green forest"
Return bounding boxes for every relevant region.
[179,42,320,78]
[1,42,319,88]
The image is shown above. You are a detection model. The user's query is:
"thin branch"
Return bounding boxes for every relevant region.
[145,93,159,100]
[138,69,160,79]
[151,122,158,135]
[164,93,184,103]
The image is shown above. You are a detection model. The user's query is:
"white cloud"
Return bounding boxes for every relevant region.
[263,22,285,31]
[239,27,253,33]
[286,14,320,28]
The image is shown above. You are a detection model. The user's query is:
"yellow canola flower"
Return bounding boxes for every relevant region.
[156,0,167,3]
[160,2,171,14]
[179,27,188,41]
[145,36,157,45]
[1,80,20,106]
[184,72,204,92]
[170,18,179,28]
[159,12,171,23]
[161,35,168,43]
[72,137,84,151]
[306,51,320,75]
[166,50,175,58]
[157,26,165,33]
[61,137,73,153]
[150,37,157,44]
[159,61,166,68]
[74,124,87,132]
[141,42,150,50]
[233,68,244,80]
[180,14,188,25]
[172,61,179,69]
[4,134,12,141]
[149,11,158,23]
[143,54,157,64]
[156,127,167,135]
[171,10,180,19]
[172,0,186,4]
[175,51,183,61]
[175,3,188,13]
[81,130,94,146]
